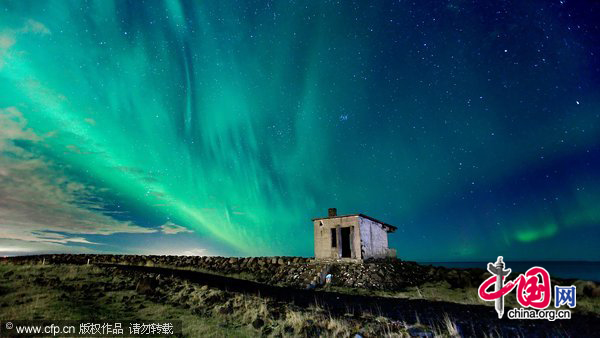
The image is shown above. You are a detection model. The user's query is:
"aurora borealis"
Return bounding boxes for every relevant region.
[1,1,598,261]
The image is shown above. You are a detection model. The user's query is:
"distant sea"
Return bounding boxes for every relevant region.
[421,261,600,282]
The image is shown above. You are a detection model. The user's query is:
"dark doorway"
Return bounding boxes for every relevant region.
[331,228,337,248]
[340,227,351,258]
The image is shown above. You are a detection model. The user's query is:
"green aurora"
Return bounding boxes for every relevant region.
[0,1,599,261]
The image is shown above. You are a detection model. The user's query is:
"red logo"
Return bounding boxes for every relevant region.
[479,266,552,309]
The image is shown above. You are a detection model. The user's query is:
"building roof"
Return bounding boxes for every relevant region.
[312,213,397,232]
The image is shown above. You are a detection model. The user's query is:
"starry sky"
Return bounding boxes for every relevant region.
[0,1,598,261]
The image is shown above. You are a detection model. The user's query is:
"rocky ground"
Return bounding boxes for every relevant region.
[1,255,599,337]
[3,255,436,290]
[7,254,600,296]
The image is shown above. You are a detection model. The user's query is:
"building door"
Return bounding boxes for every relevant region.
[340,227,351,258]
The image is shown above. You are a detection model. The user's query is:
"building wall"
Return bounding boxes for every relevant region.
[358,217,390,259]
[313,216,361,259]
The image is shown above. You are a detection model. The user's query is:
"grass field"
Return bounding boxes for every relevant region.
[0,264,258,337]
[326,279,600,315]
[1,262,598,337]
[0,264,453,337]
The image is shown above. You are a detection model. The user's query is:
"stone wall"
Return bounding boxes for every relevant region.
[3,255,329,289]
[313,216,361,259]
[358,217,390,259]
[2,254,488,291]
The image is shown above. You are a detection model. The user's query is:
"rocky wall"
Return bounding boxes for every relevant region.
[2,254,559,292]
[3,255,329,289]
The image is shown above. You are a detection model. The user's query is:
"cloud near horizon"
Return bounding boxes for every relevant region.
[159,221,193,235]
[0,106,158,254]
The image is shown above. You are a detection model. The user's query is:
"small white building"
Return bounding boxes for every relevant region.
[313,208,397,260]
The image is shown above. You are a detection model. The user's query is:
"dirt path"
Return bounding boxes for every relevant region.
[107,263,600,337]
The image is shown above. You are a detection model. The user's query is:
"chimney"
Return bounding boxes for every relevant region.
[328,208,337,217]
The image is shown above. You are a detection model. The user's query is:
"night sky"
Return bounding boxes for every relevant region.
[1,1,598,261]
